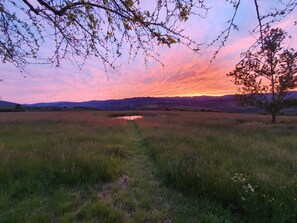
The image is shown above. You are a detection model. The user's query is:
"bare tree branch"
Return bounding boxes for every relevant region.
[0,0,296,73]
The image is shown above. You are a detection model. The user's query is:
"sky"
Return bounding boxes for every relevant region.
[1,0,297,103]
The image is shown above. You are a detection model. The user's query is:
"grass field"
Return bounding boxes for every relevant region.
[0,111,296,222]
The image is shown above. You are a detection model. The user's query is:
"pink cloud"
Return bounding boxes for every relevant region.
[1,2,297,103]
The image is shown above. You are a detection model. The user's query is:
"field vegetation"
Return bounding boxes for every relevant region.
[138,112,297,222]
[0,111,296,222]
[0,112,129,222]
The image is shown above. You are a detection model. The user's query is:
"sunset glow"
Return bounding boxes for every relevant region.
[1,1,296,103]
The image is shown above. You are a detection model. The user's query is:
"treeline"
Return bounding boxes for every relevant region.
[0,105,100,112]
[0,104,25,112]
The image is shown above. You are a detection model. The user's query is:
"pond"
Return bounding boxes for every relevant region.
[115,115,144,120]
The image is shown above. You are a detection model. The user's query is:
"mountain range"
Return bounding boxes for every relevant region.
[1,92,297,114]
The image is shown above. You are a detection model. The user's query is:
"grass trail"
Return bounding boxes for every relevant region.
[0,112,243,222]
[103,120,240,223]
[99,120,171,222]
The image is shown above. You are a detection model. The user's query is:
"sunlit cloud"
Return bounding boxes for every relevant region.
[1,1,296,103]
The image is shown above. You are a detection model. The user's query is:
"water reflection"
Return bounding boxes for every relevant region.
[116,115,143,120]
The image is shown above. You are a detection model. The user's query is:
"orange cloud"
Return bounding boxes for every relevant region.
[1,2,297,104]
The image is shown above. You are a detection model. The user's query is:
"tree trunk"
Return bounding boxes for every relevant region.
[271,112,276,124]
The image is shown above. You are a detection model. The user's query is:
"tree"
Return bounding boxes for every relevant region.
[0,0,296,72]
[227,28,297,124]
[13,103,25,112]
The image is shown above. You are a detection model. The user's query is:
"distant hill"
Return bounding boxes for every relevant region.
[2,92,297,114]
[22,95,265,113]
[0,100,17,112]
[0,100,16,107]
[23,96,236,111]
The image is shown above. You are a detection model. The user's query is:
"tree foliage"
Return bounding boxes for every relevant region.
[0,0,296,72]
[13,103,25,112]
[227,28,297,123]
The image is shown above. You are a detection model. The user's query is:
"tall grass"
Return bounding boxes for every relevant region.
[0,112,129,222]
[1,111,296,222]
[139,112,297,222]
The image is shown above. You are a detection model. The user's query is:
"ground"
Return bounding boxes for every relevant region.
[0,111,296,222]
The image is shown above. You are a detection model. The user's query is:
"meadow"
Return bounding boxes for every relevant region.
[0,111,296,222]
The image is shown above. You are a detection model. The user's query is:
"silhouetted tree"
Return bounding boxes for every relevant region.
[13,104,25,112]
[0,1,296,72]
[227,28,297,124]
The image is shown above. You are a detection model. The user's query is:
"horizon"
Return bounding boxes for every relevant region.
[3,90,297,105]
[2,92,236,104]
[1,1,297,104]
